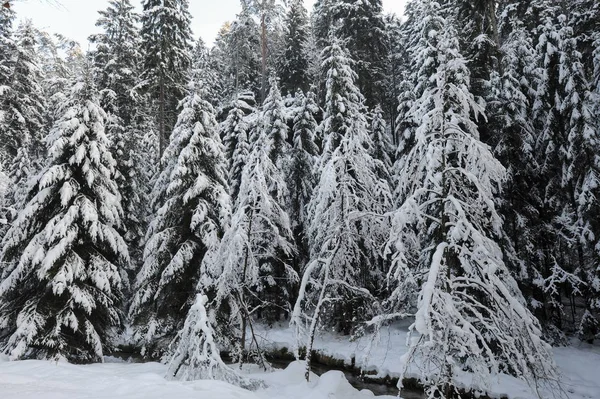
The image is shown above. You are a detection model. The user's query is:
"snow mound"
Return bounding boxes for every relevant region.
[0,358,391,399]
[253,361,387,399]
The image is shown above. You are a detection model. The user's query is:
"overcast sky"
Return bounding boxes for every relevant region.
[13,0,405,48]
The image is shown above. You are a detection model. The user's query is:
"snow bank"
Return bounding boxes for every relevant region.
[0,357,259,399]
[253,360,390,399]
[0,357,392,399]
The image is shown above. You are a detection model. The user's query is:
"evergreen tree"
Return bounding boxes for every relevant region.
[220,91,256,201]
[243,0,285,102]
[261,76,289,165]
[190,38,222,107]
[0,20,46,166]
[287,91,319,270]
[0,4,15,96]
[558,18,600,341]
[369,105,393,182]
[166,294,256,388]
[532,11,584,340]
[279,0,310,95]
[292,38,392,380]
[492,7,541,299]
[90,0,141,127]
[6,146,32,214]
[224,8,262,98]
[385,11,557,396]
[453,0,500,143]
[0,161,8,240]
[91,0,146,268]
[199,126,297,358]
[312,0,388,107]
[140,0,193,157]
[0,74,128,363]
[129,83,230,358]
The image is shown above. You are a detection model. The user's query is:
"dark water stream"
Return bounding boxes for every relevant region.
[269,358,425,398]
[110,351,425,398]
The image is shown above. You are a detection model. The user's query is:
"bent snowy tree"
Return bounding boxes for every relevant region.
[386,9,557,398]
[291,37,392,381]
[0,75,129,363]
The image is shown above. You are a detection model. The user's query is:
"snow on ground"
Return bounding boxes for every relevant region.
[1,324,599,399]
[251,322,600,399]
[0,355,393,399]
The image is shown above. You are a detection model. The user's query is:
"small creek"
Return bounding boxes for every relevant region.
[268,358,425,398]
[110,351,425,398]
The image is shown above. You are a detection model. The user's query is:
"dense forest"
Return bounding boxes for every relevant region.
[0,0,599,398]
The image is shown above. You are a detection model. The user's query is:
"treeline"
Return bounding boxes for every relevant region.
[0,0,599,396]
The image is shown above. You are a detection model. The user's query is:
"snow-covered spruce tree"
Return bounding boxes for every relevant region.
[558,19,600,342]
[190,38,223,107]
[0,4,15,94]
[369,105,393,183]
[222,6,262,98]
[531,12,585,340]
[287,91,319,271]
[385,11,557,398]
[312,0,388,107]
[166,294,258,388]
[0,161,9,240]
[197,127,296,362]
[129,82,230,358]
[6,146,33,216]
[278,0,310,95]
[90,0,141,128]
[453,0,500,144]
[0,20,46,167]
[261,76,289,166]
[492,4,542,299]
[291,37,392,380]
[220,91,256,201]
[140,0,193,157]
[382,13,404,140]
[91,0,147,269]
[0,73,129,363]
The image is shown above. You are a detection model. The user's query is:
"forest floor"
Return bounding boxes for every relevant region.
[0,323,599,399]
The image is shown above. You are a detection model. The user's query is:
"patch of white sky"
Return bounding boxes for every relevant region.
[12,0,406,49]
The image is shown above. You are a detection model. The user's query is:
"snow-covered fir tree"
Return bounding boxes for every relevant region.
[531,11,585,340]
[0,20,46,167]
[0,5,15,98]
[190,38,223,107]
[166,294,257,388]
[292,37,392,380]
[385,9,557,397]
[129,82,230,358]
[197,125,296,360]
[287,91,319,269]
[557,17,600,341]
[312,0,388,107]
[261,76,289,166]
[0,72,129,363]
[140,0,193,157]
[220,6,262,98]
[278,0,310,95]
[220,91,256,201]
[91,0,147,268]
[369,105,393,183]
